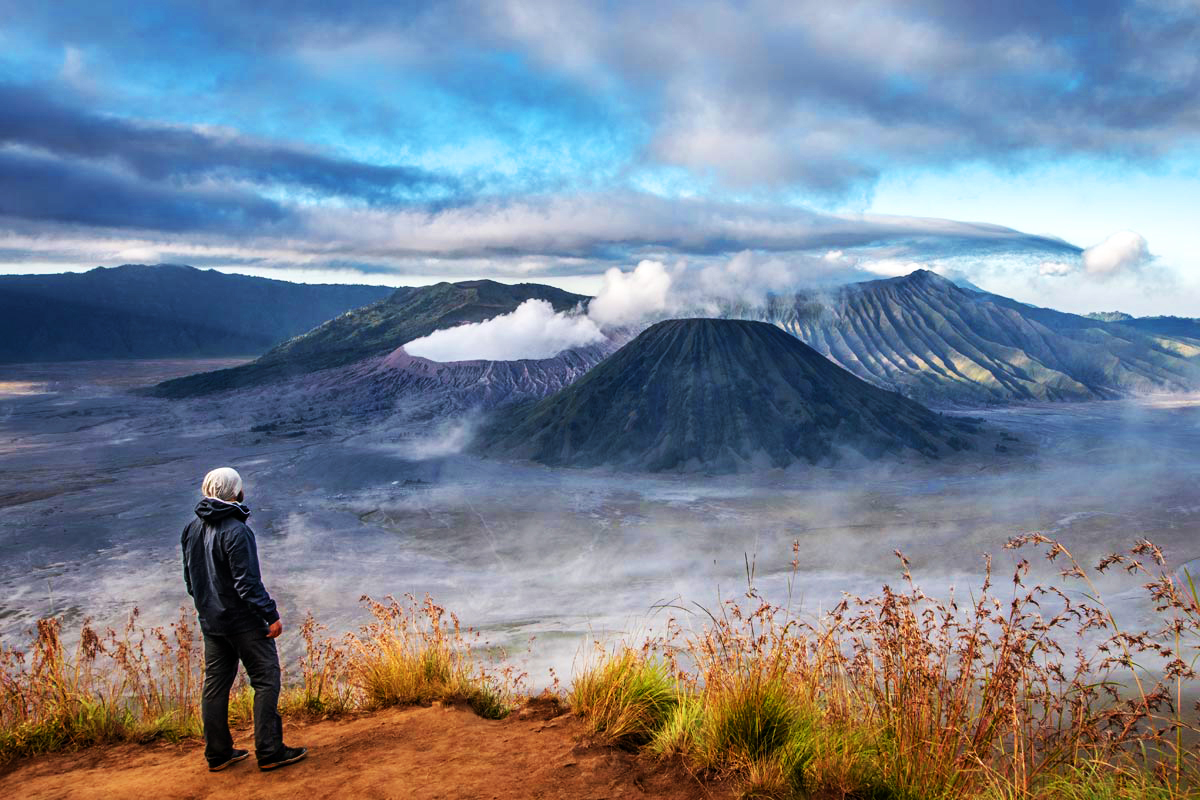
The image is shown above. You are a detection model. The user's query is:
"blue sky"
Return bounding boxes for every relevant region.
[0,0,1197,314]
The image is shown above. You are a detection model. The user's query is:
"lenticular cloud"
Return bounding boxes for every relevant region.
[403,299,605,362]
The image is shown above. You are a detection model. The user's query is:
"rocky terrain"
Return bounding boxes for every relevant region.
[268,340,622,423]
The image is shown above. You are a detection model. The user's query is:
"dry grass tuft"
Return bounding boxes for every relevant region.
[0,609,202,760]
[346,594,522,719]
[0,594,523,762]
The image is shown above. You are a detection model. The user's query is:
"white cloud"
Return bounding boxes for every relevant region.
[1082,231,1150,278]
[1038,260,1075,277]
[59,46,89,89]
[586,259,672,327]
[404,299,604,362]
[695,251,790,300]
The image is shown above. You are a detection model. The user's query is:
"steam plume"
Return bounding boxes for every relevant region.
[403,299,604,362]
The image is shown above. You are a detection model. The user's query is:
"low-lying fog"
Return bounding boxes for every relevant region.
[2,359,1199,684]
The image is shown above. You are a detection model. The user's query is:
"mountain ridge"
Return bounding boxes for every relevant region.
[0,264,392,363]
[724,270,1200,404]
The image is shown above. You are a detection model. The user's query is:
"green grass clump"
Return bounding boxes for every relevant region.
[648,693,703,757]
[701,675,807,767]
[570,647,679,747]
[699,674,813,797]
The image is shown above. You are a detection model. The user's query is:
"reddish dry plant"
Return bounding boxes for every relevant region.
[0,607,205,756]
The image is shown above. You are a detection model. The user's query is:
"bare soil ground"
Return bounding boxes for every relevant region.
[0,701,730,800]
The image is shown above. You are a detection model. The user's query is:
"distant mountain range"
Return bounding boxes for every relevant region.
[724,270,1200,404]
[151,280,588,397]
[1109,315,1200,340]
[476,318,993,472]
[1085,311,1200,340]
[13,263,1195,411]
[0,264,392,363]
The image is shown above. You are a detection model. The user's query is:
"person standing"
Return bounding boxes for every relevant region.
[181,466,307,772]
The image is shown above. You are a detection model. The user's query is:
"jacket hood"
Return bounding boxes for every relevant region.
[195,497,250,522]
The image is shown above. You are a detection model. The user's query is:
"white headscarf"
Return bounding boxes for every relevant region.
[201,467,243,502]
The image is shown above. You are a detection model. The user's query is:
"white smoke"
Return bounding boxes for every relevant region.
[586,260,673,326]
[404,299,604,362]
[402,419,476,459]
[694,251,797,303]
[403,251,881,364]
[1082,231,1150,278]
[402,261,674,363]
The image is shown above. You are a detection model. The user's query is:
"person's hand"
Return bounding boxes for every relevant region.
[266,619,283,639]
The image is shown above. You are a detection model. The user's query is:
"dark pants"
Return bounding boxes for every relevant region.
[201,629,284,764]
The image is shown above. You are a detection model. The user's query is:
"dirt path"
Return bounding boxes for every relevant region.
[0,702,729,800]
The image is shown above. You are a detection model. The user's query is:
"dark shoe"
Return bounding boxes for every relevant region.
[208,748,251,772]
[258,746,308,771]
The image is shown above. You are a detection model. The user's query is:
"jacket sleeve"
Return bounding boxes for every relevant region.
[223,524,280,625]
[181,524,193,598]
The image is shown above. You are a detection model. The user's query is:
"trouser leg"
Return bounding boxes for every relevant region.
[234,631,284,759]
[201,633,239,763]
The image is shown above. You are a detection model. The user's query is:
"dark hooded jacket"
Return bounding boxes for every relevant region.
[181,498,280,636]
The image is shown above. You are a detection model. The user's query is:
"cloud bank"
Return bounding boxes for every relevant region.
[1,0,1195,314]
